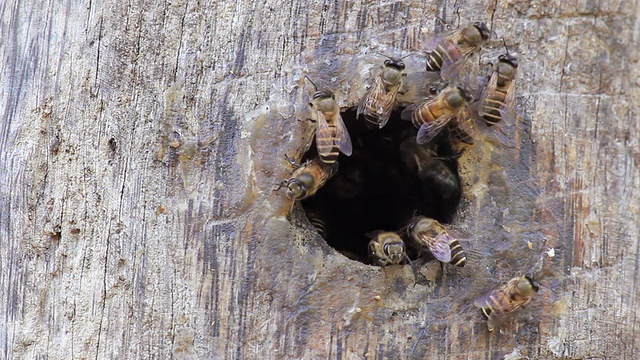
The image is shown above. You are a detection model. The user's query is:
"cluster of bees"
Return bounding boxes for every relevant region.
[276,22,538,331]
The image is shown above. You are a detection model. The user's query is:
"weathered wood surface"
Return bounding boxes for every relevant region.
[1,0,638,358]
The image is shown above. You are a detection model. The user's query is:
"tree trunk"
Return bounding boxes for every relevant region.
[1,0,638,359]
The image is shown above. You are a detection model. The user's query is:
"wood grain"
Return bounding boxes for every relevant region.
[1,0,638,358]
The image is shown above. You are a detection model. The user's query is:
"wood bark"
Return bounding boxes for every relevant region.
[1,0,638,359]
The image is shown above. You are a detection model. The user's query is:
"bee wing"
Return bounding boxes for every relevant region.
[474,289,495,310]
[477,70,500,119]
[474,286,519,311]
[440,45,477,82]
[451,108,476,145]
[474,286,522,331]
[357,78,397,128]
[322,160,340,181]
[334,112,353,156]
[400,102,419,122]
[401,90,439,122]
[430,238,452,263]
[416,114,454,145]
[499,82,517,126]
[420,234,451,262]
[315,111,335,159]
[423,27,457,52]
[377,84,401,128]
[356,79,379,119]
[423,33,443,53]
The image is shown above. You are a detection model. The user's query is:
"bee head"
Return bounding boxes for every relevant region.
[383,239,406,264]
[285,179,307,200]
[455,86,473,102]
[384,58,406,70]
[474,22,491,41]
[313,90,335,101]
[311,90,337,112]
[498,53,519,68]
[518,273,540,294]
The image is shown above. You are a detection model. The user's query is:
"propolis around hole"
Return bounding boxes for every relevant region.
[300,109,463,264]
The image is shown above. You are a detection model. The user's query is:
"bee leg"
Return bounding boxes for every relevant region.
[409,263,420,287]
[403,254,420,286]
[273,180,288,192]
[432,151,464,161]
[409,256,432,286]
[284,154,301,169]
[303,76,319,92]
[452,1,461,28]
[381,266,389,280]
[501,37,510,54]
[427,84,441,95]
[434,16,450,31]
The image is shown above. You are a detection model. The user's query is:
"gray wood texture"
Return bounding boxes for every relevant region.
[1,0,638,358]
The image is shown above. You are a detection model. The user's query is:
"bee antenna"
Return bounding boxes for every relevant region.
[284,153,299,167]
[434,16,448,32]
[375,51,413,61]
[408,258,421,287]
[372,51,391,59]
[273,180,287,192]
[453,1,461,28]
[404,253,413,266]
[502,37,510,55]
[304,76,318,91]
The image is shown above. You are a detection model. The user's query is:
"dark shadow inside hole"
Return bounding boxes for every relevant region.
[302,109,462,264]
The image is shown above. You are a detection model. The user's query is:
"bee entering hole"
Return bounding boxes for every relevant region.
[300,109,463,264]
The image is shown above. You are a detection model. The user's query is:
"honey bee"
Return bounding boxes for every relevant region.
[405,216,466,267]
[402,85,475,145]
[357,55,407,129]
[474,274,540,331]
[368,231,409,266]
[275,156,339,200]
[424,22,490,80]
[399,138,461,219]
[478,50,518,126]
[306,78,353,164]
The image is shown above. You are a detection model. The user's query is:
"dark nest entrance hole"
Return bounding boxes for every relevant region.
[300,109,463,264]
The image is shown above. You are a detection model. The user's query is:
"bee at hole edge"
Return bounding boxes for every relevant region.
[368,231,409,267]
[306,77,353,164]
[274,155,339,201]
[357,54,408,129]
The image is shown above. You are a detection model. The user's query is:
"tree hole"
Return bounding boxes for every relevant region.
[301,109,463,264]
